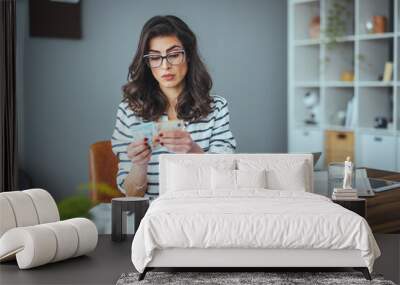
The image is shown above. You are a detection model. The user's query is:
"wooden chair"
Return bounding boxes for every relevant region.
[89,140,124,203]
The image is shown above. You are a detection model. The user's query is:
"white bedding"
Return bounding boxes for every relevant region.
[131,189,380,273]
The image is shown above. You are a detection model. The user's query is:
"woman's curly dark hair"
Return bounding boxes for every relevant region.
[122,15,213,123]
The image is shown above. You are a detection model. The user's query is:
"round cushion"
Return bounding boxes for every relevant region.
[23,189,59,223]
[0,196,17,237]
[0,192,39,227]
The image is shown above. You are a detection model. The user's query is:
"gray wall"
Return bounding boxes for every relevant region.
[16,0,287,200]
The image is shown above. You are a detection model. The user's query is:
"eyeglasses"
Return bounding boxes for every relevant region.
[143,50,186,68]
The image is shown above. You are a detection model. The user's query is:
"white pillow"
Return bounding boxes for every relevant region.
[266,164,307,191]
[167,160,235,192]
[237,159,309,191]
[211,168,267,190]
[211,168,236,190]
[237,169,267,188]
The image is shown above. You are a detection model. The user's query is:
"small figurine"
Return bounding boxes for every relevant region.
[303,91,320,125]
[343,156,353,189]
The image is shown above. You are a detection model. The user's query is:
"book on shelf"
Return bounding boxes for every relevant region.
[383,62,393,82]
[332,188,358,200]
[333,188,357,194]
[332,194,359,200]
[333,193,358,197]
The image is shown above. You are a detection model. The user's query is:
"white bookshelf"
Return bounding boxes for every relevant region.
[288,0,399,171]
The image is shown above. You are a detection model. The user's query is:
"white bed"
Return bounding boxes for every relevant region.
[131,154,380,281]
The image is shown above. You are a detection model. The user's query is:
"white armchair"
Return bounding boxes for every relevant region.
[0,189,98,269]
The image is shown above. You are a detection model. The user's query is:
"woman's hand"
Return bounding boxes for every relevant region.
[126,138,152,166]
[156,130,198,153]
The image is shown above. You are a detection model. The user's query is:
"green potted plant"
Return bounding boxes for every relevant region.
[325,0,352,49]
[57,182,117,220]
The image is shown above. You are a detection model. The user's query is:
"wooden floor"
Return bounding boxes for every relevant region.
[0,235,399,285]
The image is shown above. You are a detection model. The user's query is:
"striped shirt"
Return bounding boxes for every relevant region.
[111,95,237,198]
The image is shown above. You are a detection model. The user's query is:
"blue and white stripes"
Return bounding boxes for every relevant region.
[111,95,237,196]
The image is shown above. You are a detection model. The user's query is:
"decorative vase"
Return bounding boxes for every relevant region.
[309,16,320,39]
[340,71,354,82]
[373,16,387,33]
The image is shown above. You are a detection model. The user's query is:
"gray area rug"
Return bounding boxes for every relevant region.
[116,271,396,285]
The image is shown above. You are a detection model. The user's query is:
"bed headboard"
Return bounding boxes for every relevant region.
[158,153,314,196]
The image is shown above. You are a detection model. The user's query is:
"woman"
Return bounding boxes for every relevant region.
[111,15,237,199]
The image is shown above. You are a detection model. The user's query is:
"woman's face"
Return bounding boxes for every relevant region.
[146,35,188,91]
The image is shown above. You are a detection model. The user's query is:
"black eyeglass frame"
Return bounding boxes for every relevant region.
[143,50,186,68]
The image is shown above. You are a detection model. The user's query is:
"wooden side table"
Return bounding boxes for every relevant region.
[365,168,400,233]
[111,197,149,242]
[332,198,366,218]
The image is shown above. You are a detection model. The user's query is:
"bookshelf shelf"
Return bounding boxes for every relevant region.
[324,81,354,87]
[357,33,395,41]
[325,125,355,132]
[294,38,321,46]
[288,0,398,171]
[358,127,396,136]
[329,35,356,43]
[293,0,319,4]
[358,81,394,87]
[294,35,359,46]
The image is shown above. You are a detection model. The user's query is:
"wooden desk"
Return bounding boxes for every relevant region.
[365,168,400,234]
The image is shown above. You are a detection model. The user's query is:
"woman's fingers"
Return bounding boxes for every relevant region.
[127,138,147,150]
[159,130,185,139]
[127,143,146,158]
[159,136,191,145]
[127,140,151,161]
[158,130,191,145]
[132,147,151,163]
[162,143,191,153]
[156,129,193,153]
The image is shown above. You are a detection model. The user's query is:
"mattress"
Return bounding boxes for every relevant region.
[131,189,380,273]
